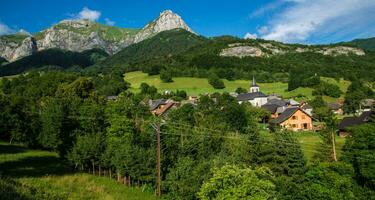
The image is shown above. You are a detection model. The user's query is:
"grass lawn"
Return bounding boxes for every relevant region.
[260,130,346,163]
[296,132,346,162]
[0,141,156,200]
[124,71,315,101]
[320,77,350,103]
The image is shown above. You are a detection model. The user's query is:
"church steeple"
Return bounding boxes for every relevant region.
[250,76,260,93]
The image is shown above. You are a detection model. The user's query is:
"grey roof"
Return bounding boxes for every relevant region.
[339,111,372,130]
[262,104,279,113]
[150,99,167,110]
[237,92,267,101]
[106,96,118,100]
[270,107,311,124]
[301,104,313,109]
[265,99,287,107]
[288,99,300,106]
[361,99,374,107]
[327,102,342,110]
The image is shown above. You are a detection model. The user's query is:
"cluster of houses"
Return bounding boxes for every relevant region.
[235,77,314,131]
[108,77,373,135]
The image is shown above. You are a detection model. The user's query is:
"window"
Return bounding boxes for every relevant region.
[303,123,308,129]
[292,116,297,120]
[292,124,297,128]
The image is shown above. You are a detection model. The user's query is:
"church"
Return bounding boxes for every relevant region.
[237,77,268,107]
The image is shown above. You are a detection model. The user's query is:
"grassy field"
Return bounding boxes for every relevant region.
[124,71,352,102]
[125,71,315,100]
[320,77,350,103]
[295,132,346,162]
[0,141,156,200]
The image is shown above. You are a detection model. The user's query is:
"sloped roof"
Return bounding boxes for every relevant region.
[265,99,287,107]
[339,111,372,130]
[327,102,342,110]
[150,99,167,110]
[154,102,175,116]
[301,104,313,109]
[237,92,267,101]
[288,99,300,106]
[270,107,311,124]
[262,104,279,113]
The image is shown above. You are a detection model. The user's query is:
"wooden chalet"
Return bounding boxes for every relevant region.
[269,107,313,131]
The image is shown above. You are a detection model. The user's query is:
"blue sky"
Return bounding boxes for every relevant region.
[1,0,375,44]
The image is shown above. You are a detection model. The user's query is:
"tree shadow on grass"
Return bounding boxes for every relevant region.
[0,155,73,178]
[0,144,27,154]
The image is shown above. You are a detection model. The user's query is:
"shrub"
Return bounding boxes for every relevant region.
[208,74,225,89]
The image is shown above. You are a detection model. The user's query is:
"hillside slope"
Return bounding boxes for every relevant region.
[89,28,206,74]
[0,48,108,76]
[344,37,375,52]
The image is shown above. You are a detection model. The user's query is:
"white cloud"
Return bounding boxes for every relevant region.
[260,0,375,43]
[249,1,285,18]
[105,18,115,26]
[244,32,257,39]
[257,26,269,35]
[77,7,101,21]
[0,21,14,35]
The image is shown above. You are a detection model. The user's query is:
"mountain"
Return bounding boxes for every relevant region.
[344,37,375,52]
[0,10,193,62]
[0,48,108,76]
[133,10,194,43]
[90,28,205,74]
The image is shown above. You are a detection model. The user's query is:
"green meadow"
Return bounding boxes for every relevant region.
[0,141,156,200]
[124,71,352,102]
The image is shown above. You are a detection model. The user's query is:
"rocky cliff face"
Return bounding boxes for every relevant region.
[133,10,194,43]
[0,36,37,61]
[220,42,366,58]
[0,10,194,62]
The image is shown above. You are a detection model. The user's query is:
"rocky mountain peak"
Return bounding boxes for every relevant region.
[134,10,193,43]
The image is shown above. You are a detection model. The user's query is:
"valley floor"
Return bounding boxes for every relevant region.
[124,71,350,102]
[0,141,156,200]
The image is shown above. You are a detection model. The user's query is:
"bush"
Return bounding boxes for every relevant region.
[160,70,173,83]
[312,81,342,98]
[208,74,225,89]
[235,87,248,94]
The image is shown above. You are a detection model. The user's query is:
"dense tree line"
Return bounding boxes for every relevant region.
[1,71,375,199]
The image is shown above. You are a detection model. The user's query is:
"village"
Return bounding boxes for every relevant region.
[136,76,374,136]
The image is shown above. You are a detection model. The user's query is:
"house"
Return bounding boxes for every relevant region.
[327,102,343,115]
[301,104,313,116]
[106,95,118,101]
[287,99,300,107]
[270,107,313,131]
[361,99,374,111]
[338,111,372,137]
[261,99,288,119]
[237,77,268,107]
[149,99,178,116]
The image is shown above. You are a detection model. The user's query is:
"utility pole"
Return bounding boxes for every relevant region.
[331,129,337,162]
[153,122,162,197]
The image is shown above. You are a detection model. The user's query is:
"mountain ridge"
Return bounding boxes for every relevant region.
[0,10,193,62]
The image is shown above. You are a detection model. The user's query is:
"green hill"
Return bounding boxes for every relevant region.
[0,141,156,200]
[344,37,375,52]
[87,30,375,84]
[0,48,108,76]
[88,28,207,74]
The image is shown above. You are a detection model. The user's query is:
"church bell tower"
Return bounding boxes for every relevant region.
[250,76,260,93]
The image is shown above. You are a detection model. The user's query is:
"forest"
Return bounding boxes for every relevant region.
[1,71,375,199]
